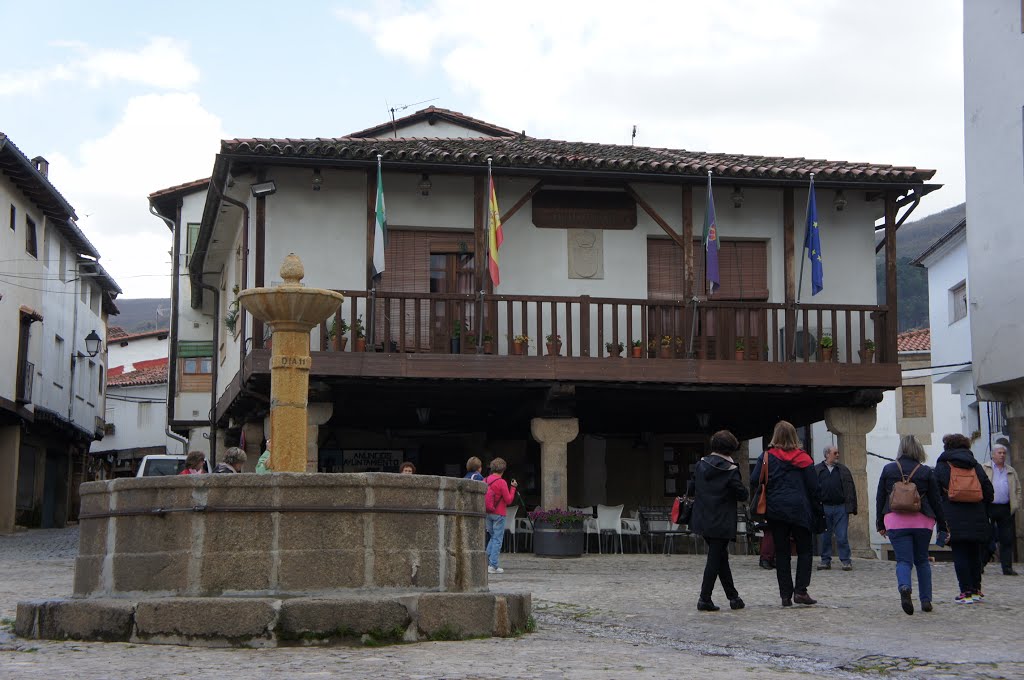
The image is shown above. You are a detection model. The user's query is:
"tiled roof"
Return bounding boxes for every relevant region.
[347,106,519,139]
[112,329,168,344]
[222,135,936,185]
[108,326,128,339]
[107,359,168,387]
[898,328,930,352]
[148,177,211,200]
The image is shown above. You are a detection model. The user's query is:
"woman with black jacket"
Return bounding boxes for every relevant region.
[688,430,749,612]
[875,435,948,615]
[935,433,994,603]
[751,420,824,607]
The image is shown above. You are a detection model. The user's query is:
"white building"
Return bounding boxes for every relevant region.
[153,106,939,552]
[0,133,120,532]
[91,327,182,476]
[964,1,1024,460]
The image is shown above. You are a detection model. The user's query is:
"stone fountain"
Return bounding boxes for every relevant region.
[16,255,530,647]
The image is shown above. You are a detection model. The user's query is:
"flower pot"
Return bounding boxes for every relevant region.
[337,336,348,352]
[532,520,585,558]
[264,338,273,351]
[658,346,672,359]
[860,349,875,364]
[631,346,643,359]
[450,338,461,355]
[546,342,562,356]
[734,349,745,361]
[354,338,366,352]
[607,348,622,358]
[820,347,833,362]
[482,340,493,355]
[512,341,526,356]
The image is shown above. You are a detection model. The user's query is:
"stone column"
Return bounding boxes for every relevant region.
[530,418,579,510]
[305,403,334,473]
[267,322,314,473]
[824,405,877,558]
[0,426,21,534]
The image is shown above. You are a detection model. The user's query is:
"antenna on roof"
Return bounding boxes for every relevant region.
[631,125,637,146]
[387,98,440,138]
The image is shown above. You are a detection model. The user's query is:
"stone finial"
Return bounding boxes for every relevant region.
[280,254,305,287]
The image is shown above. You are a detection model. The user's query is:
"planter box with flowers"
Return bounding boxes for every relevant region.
[631,339,644,358]
[327,317,349,351]
[512,334,530,356]
[528,508,586,558]
[605,340,624,358]
[819,334,834,362]
[545,333,562,356]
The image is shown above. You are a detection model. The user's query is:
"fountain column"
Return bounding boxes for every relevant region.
[238,254,344,473]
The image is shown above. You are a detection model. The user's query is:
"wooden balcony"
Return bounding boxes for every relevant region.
[244,291,898,390]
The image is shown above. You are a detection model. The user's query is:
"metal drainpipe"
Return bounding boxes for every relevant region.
[149,204,189,454]
[196,278,220,467]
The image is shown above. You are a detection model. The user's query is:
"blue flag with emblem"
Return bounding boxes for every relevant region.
[702,173,720,294]
[803,178,823,295]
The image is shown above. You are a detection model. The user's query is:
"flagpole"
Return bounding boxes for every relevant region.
[369,154,382,351]
[478,158,492,354]
[705,171,711,299]
[796,173,813,305]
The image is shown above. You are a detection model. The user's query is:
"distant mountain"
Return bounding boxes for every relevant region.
[875,202,966,332]
[113,298,170,333]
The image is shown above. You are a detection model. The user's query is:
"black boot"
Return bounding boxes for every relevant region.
[900,587,914,615]
[729,596,745,610]
[697,599,720,612]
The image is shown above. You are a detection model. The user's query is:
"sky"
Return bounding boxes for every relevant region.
[1,0,965,299]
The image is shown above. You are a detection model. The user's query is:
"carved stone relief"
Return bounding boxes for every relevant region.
[567,229,604,279]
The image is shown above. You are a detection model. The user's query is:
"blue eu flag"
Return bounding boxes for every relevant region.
[804,180,823,295]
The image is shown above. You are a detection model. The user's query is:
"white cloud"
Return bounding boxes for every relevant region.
[338,0,965,212]
[47,93,225,298]
[0,37,198,96]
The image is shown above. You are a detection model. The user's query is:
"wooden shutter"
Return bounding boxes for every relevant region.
[646,239,686,300]
[693,239,768,300]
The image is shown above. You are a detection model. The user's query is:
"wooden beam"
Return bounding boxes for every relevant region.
[682,185,694,299]
[499,181,543,225]
[474,175,486,294]
[625,185,686,250]
[884,191,898,362]
[783,188,796,358]
[253,195,266,348]
[365,168,376,290]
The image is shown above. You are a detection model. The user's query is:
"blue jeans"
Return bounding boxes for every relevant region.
[888,528,933,602]
[486,514,506,568]
[820,504,851,564]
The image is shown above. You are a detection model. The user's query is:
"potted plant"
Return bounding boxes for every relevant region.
[658,335,673,359]
[529,508,586,558]
[465,331,478,352]
[735,339,745,361]
[819,334,834,362]
[327,317,349,351]
[450,322,462,355]
[263,325,273,351]
[512,334,530,356]
[545,333,562,356]
[674,336,686,358]
[481,332,494,355]
[605,340,624,358]
[352,316,366,352]
[224,285,241,335]
[631,339,643,359]
[860,338,876,364]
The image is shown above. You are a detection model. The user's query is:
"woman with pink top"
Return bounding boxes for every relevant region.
[484,458,518,574]
[875,435,949,615]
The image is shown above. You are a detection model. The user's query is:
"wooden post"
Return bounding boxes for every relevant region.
[884,191,898,362]
[682,185,694,299]
[474,175,486,342]
[783,188,796,358]
[253,195,266,348]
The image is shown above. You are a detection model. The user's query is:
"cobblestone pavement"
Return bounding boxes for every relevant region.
[2,528,1023,679]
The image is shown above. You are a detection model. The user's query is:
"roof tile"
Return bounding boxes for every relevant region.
[897,328,930,352]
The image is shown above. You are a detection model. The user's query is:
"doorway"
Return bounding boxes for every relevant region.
[429,251,476,352]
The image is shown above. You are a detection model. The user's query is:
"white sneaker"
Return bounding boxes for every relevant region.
[487,566,504,574]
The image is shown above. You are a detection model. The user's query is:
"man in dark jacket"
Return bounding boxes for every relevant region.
[936,433,995,603]
[815,446,857,571]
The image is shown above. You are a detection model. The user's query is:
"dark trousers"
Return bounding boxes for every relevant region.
[986,504,1016,571]
[770,520,813,599]
[951,541,984,595]
[760,530,775,561]
[700,538,739,601]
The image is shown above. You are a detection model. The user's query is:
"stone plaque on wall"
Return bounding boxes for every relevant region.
[568,229,604,279]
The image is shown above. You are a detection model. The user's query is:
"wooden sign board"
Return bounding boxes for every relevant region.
[532,190,637,230]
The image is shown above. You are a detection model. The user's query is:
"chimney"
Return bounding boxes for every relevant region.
[32,156,49,178]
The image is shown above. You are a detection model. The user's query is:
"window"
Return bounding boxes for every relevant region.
[186,223,200,265]
[25,216,37,257]
[137,402,152,428]
[901,385,927,419]
[98,366,104,395]
[183,358,213,374]
[90,284,101,315]
[87,360,96,400]
[647,239,768,301]
[8,204,14,231]
[178,341,215,393]
[950,281,968,323]
[53,335,65,387]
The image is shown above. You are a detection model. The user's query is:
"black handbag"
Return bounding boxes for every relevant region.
[671,495,694,525]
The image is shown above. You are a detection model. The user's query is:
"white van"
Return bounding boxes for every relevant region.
[136,454,210,477]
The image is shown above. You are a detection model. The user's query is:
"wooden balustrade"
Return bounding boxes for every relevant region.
[304,291,891,365]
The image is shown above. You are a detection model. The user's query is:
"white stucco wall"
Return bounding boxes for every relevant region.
[385,119,503,139]
[107,334,167,371]
[92,382,177,454]
[920,233,971,375]
[964,0,1024,395]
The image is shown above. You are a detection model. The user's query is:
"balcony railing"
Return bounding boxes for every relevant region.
[293,291,891,365]
[16,360,34,403]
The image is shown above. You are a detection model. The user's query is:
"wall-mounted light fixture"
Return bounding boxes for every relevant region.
[696,412,711,430]
[312,168,323,192]
[83,330,102,358]
[250,180,277,197]
[418,173,432,197]
[416,407,431,425]
[731,186,744,209]
[833,190,848,212]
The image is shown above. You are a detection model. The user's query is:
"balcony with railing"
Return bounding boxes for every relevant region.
[242,290,897,390]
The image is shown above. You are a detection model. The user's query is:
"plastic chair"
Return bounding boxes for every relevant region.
[621,516,641,553]
[515,510,534,552]
[570,506,600,554]
[502,505,519,553]
[596,504,625,554]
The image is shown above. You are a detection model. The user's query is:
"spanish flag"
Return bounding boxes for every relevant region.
[487,176,503,287]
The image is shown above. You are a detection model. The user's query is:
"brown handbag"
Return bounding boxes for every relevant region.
[748,451,770,519]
